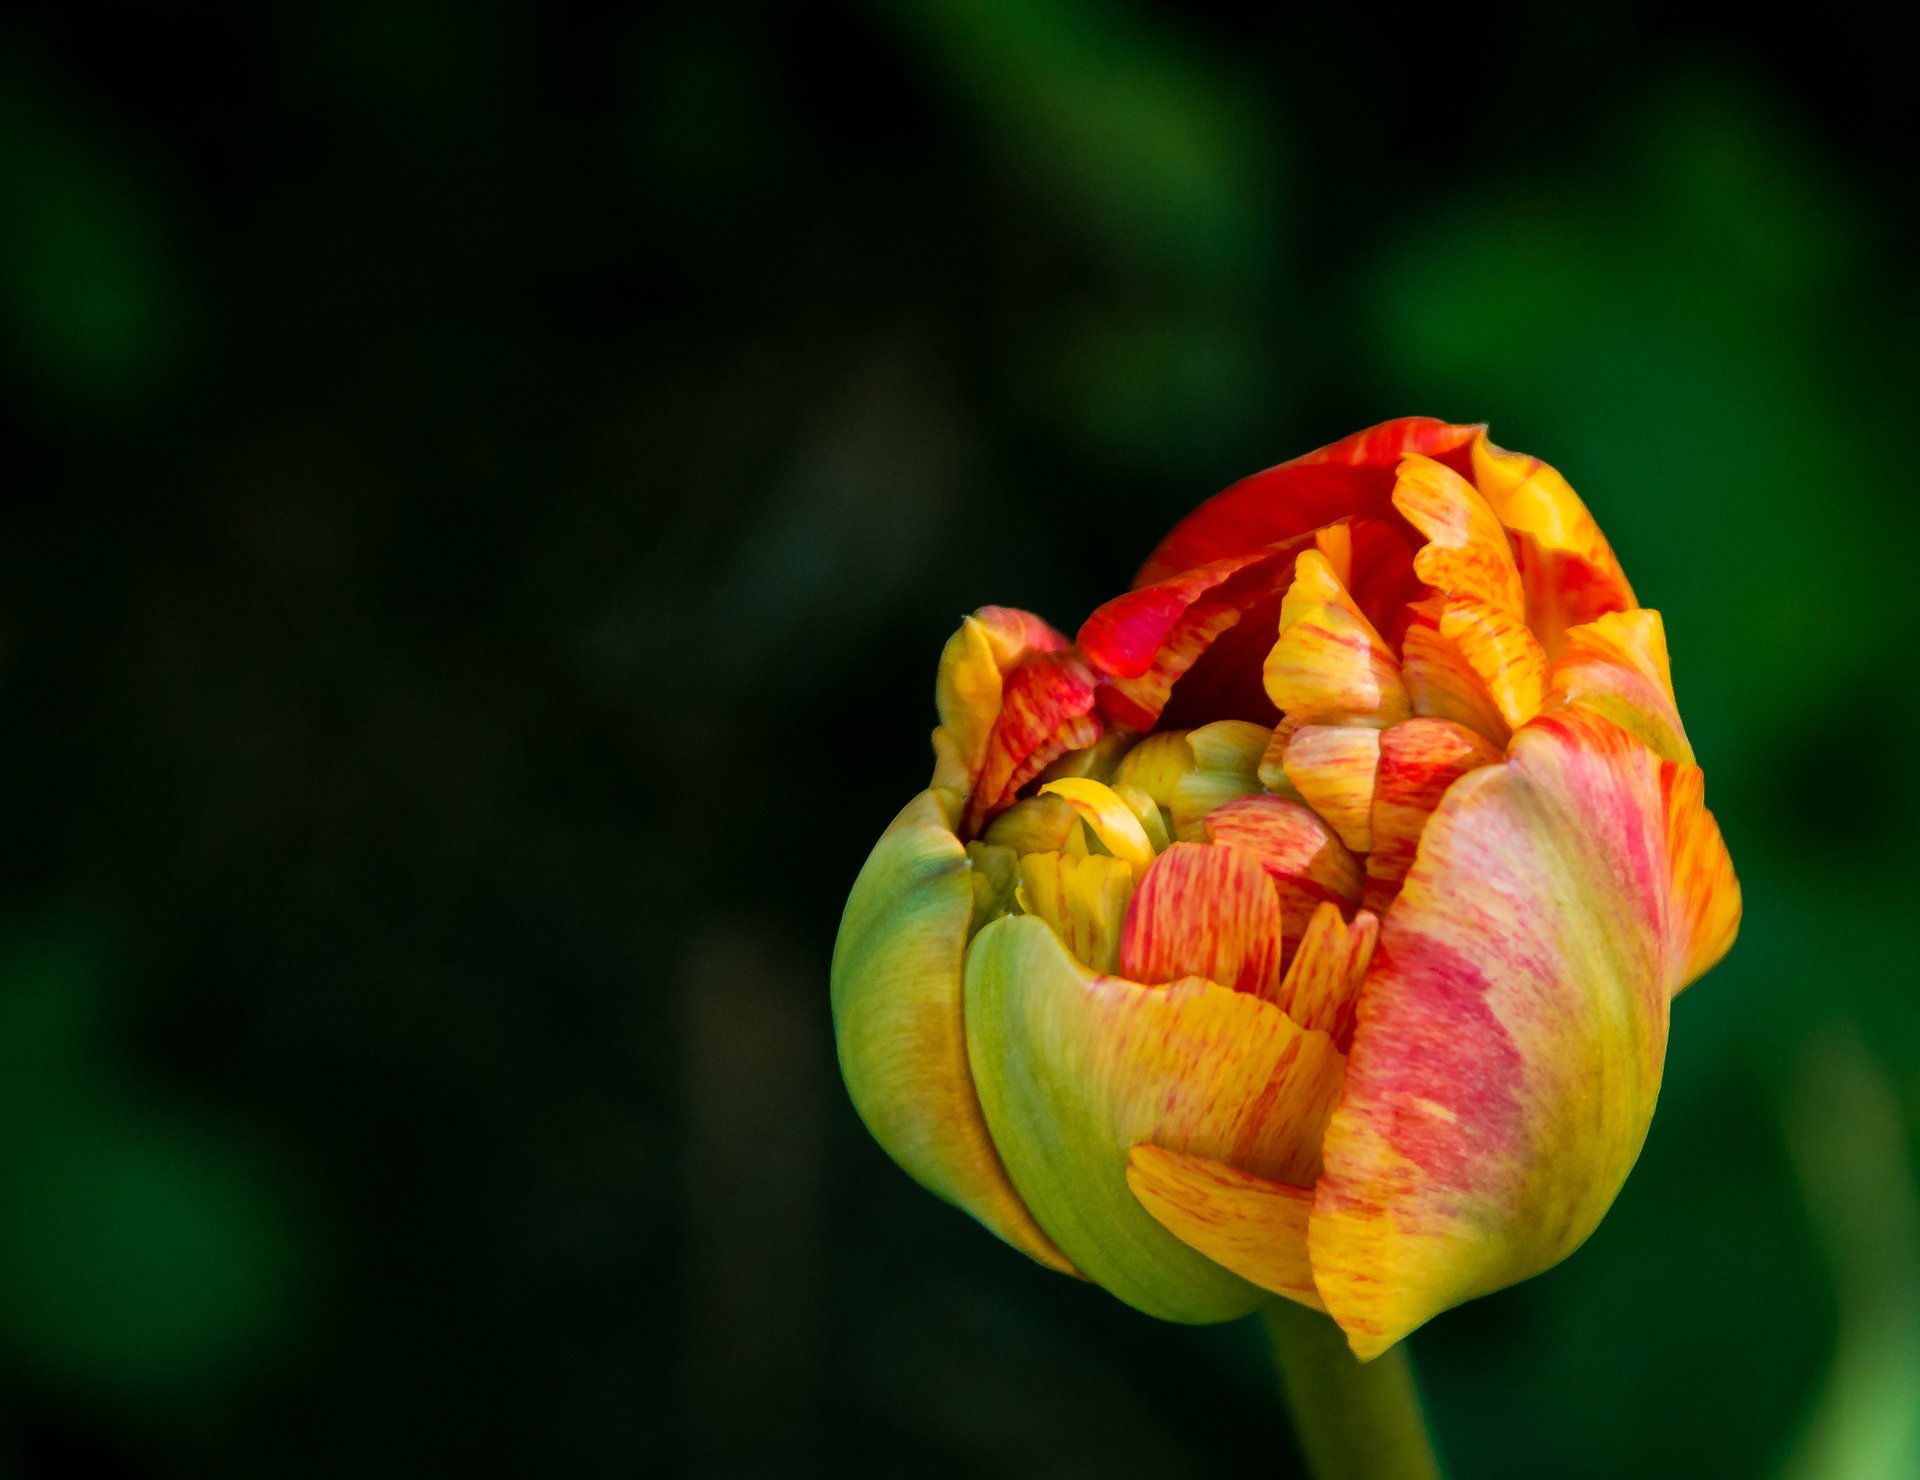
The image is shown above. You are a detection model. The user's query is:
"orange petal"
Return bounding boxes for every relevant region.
[1391,454,1526,616]
[1201,794,1364,953]
[965,650,1103,833]
[1470,434,1635,654]
[1662,761,1740,994]
[1264,551,1410,728]
[1278,902,1378,1049]
[1438,598,1546,731]
[1119,842,1285,1002]
[1282,725,1382,854]
[1366,718,1506,898]
[1399,598,1512,746]
[965,917,1344,1320]
[1547,608,1693,764]
[1127,1146,1324,1311]
[1309,711,1727,1358]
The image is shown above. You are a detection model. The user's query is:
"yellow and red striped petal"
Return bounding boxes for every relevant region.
[1119,842,1285,1003]
[964,916,1343,1321]
[1366,718,1506,901]
[1017,849,1137,974]
[1040,777,1158,871]
[1279,902,1378,1048]
[831,789,1075,1274]
[1438,598,1547,732]
[1202,794,1364,953]
[1283,725,1382,854]
[965,651,1103,833]
[1399,599,1512,746]
[931,607,1070,793]
[1137,418,1482,585]
[1308,711,1728,1358]
[1662,761,1741,993]
[1127,1146,1324,1311]
[1264,551,1411,728]
[1391,454,1526,616]
[1470,435,1635,653]
[1547,608,1693,764]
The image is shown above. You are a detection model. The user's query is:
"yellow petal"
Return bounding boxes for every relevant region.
[1282,725,1382,854]
[1391,453,1526,616]
[1263,551,1410,728]
[1113,729,1197,807]
[1169,720,1272,842]
[965,916,1343,1321]
[1127,1146,1325,1311]
[1310,712,1710,1357]
[1399,599,1512,746]
[831,790,1075,1273]
[1017,849,1137,974]
[1040,777,1158,871]
[1470,435,1636,654]
[931,607,1069,793]
[1278,902,1378,1047]
[1438,598,1547,731]
[1547,608,1693,765]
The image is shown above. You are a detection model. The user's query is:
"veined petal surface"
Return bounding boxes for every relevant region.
[966,917,1343,1322]
[830,790,1074,1273]
[1127,1146,1324,1311]
[1310,713,1705,1357]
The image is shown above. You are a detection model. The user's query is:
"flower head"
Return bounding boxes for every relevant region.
[831,418,1740,1357]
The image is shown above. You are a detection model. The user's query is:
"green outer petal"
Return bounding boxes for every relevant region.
[966,915,1332,1324]
[830,789,1073,1273]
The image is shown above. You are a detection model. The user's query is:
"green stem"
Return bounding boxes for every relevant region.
[1262,1301,1444,1480]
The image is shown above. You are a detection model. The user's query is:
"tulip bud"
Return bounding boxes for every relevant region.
[831,418,1740,1358]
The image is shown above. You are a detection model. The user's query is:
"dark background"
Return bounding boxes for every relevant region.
[3,4,1916,1477]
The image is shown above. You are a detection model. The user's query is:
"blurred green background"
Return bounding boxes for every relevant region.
[2,4,1915,1476]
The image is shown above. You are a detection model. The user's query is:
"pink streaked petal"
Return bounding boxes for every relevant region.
[1309,711,1703,1358]
[1366,718,1506,900]
[1202,794,1364,960]
[1119,842,1286,1003]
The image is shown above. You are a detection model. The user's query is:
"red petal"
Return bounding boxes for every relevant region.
[1201,794,1364,960]
[1136,418,1481,586]
[964,651,1102,834]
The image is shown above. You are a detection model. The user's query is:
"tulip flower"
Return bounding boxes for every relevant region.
[831,418,1739,1470]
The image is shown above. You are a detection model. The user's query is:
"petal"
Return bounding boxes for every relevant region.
[1079,549,1279,679]
[1438,598,1547,731]
[965,916,1344,1321]
[965,650,1103,833]
[1264,551,1411,728]
[1040,777,1158,871]
[1201,794,1365,953]
[1399,598,1512,746]
[1366,718,1506,900]
[1282,725,1382,854]
[1127,1146,1324,1311]
[1017,850,1137,974]
[1169,720,1272,841]
[1137,418,1482,585]
[1279,903,1378,1048]
[1113,729,1197,806]
[831,790,1075,1273]
[1391,454,1527,616]
[931,607,1070,793]
[1547,608,1693,764]
[1119,842,1285,1003]
[1662,761,1741,993]
[1309,712,1683,1357]
[980,793,1083,855]
[1470,434,1635,654]
[1035,732,1137,785]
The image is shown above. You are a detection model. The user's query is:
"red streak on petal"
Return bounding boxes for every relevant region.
[1119,842,1286,1003]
